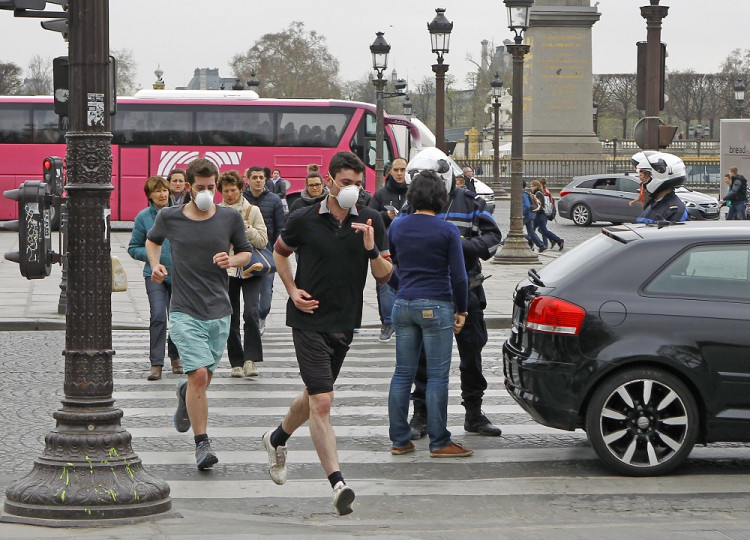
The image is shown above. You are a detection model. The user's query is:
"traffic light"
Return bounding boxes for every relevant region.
[3,180,53,279]
[43,156,64,196]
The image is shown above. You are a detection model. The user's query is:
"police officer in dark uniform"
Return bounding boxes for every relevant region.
[631,151,689,224]
[402,148,504,438]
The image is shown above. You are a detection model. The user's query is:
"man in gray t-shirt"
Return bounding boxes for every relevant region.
[146,158,252,470]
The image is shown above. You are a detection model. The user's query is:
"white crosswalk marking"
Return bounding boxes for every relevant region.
[113,327,750,508]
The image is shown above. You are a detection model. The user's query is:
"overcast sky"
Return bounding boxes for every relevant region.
[0,0,747,92]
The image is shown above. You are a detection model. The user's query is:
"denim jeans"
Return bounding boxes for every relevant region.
[227,276,263,367]
[524,219,545,249]
[727,202,747,220]
[258,273,275,320]
[377,282,396,325]
[534,212,562,248]
[144,278,179,366]
[389,298,454,451]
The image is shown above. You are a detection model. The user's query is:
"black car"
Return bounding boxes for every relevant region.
[503,222,750,476]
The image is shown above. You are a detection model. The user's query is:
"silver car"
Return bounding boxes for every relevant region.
[557,173,720,226]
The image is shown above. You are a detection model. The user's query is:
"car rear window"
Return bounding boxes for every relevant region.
[645,244,750,300]
[539,234,622,283]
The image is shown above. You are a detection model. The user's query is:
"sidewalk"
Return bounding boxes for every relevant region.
[0,226,557,331]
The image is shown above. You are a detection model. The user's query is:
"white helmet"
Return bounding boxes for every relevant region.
[406,147,460,193]
[630,151,686,194]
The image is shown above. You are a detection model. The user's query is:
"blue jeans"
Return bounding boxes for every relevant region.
[389,298,454,451]
[727,202,747,220]
[144,278,179,367]
[524,219,544,249]
[377,282,396,325]
[534,212,562,248]
[258,273,275,320]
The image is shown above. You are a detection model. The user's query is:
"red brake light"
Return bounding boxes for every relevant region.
[559,190,570,197]
[526,296,585,336]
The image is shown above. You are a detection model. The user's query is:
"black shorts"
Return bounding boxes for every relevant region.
[291,328,354,395]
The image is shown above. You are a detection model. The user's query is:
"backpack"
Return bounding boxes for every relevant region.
[543,193,556,219]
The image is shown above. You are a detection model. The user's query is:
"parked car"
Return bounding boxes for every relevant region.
[557,173,720,226]
[472,177,496,214]
[503,221,750,476]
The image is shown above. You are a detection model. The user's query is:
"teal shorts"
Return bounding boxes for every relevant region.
[169,312,230,374]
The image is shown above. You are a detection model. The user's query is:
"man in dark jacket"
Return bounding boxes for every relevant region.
[721,167,748,220]
[368,157,408,341]
[403,148,504,438]
[243,166,286,335]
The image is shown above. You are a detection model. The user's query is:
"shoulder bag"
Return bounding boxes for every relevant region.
[238,205,277,278]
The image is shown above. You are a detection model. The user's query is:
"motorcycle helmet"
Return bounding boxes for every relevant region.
[406,147,460,193]
[630,151,686,194]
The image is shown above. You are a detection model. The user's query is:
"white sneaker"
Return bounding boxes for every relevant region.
[231,366,243,378]
[332,481,355,516]
[261,430,287,485]
[243,360,259,377]
[259,318,266,335]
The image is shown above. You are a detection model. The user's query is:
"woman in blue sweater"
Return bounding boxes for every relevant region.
[387,171,472,458]
[128,175,182,380]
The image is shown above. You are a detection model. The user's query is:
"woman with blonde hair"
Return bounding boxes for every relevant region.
[219,170,269,378]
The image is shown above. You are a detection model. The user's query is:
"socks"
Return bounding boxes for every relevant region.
[328,471,344,489]
[270,424,291,448]
[194,433,208,446]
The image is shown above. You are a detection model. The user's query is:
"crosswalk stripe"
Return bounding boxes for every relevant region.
[164,474,750,499]
[113,389,511,399]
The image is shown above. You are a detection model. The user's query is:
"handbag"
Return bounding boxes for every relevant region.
[238,205,277,278]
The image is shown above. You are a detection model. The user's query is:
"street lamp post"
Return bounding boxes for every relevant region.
[491,73,503,191]
[370,31,390,190]
[428,8,452,153]
[735,78,746,118]
[593,102,599,136]
[494,0,537,265]
[3,0,172,525]
[640,0,669,151]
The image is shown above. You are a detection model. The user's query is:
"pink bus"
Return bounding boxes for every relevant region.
[0,90,419,221]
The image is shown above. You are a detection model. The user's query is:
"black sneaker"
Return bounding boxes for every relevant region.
[195,439,218,470]
[379,323,394,341]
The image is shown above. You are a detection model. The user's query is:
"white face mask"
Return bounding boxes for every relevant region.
[194,189,214,211]
[330,178,360,209]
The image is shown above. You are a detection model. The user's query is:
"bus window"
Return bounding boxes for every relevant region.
[0,105,31,143]
[277,111,350,147]
[113,108,192,145]
[197,109,273,146]
[32,107,64,144]
[362,112,394,170]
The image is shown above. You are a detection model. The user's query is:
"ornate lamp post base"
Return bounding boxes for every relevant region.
[2,397,175,526]
[494,230,539,264]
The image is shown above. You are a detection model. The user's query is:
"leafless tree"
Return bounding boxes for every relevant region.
[23,55,52,95]
[0,61,23,95]
[230,21,341,98]
[112,48,139,96]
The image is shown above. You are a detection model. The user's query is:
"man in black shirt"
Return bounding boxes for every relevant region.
[263,151,392,516]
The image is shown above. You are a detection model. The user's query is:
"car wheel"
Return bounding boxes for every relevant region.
[584,367,698,476]
[571,203,592,226]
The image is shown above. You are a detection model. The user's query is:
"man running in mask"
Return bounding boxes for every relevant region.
[147,158,253,470]
[263,151,392,516]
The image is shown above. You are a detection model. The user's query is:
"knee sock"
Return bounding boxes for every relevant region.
[328,471,344,488]
[270,424,291,448]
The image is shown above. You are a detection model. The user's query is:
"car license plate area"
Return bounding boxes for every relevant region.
[706,207,718,215]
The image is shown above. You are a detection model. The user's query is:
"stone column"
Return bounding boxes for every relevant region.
[523,0,602,157]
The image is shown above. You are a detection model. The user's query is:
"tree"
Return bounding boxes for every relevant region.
[597,74,638,139]
[23,55,52,95]
[112,48,139,96]
[410,76,435,129]
[230,21,341,98]
[0,61,23,95]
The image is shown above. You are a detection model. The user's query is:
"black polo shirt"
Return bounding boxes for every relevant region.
[276,198,388,332]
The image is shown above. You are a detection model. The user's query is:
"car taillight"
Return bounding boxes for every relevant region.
[559,190,570,197]
[526,296,585,336]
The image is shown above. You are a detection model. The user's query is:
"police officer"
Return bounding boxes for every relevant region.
[631,151,689,224]
[402,147,504,438]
